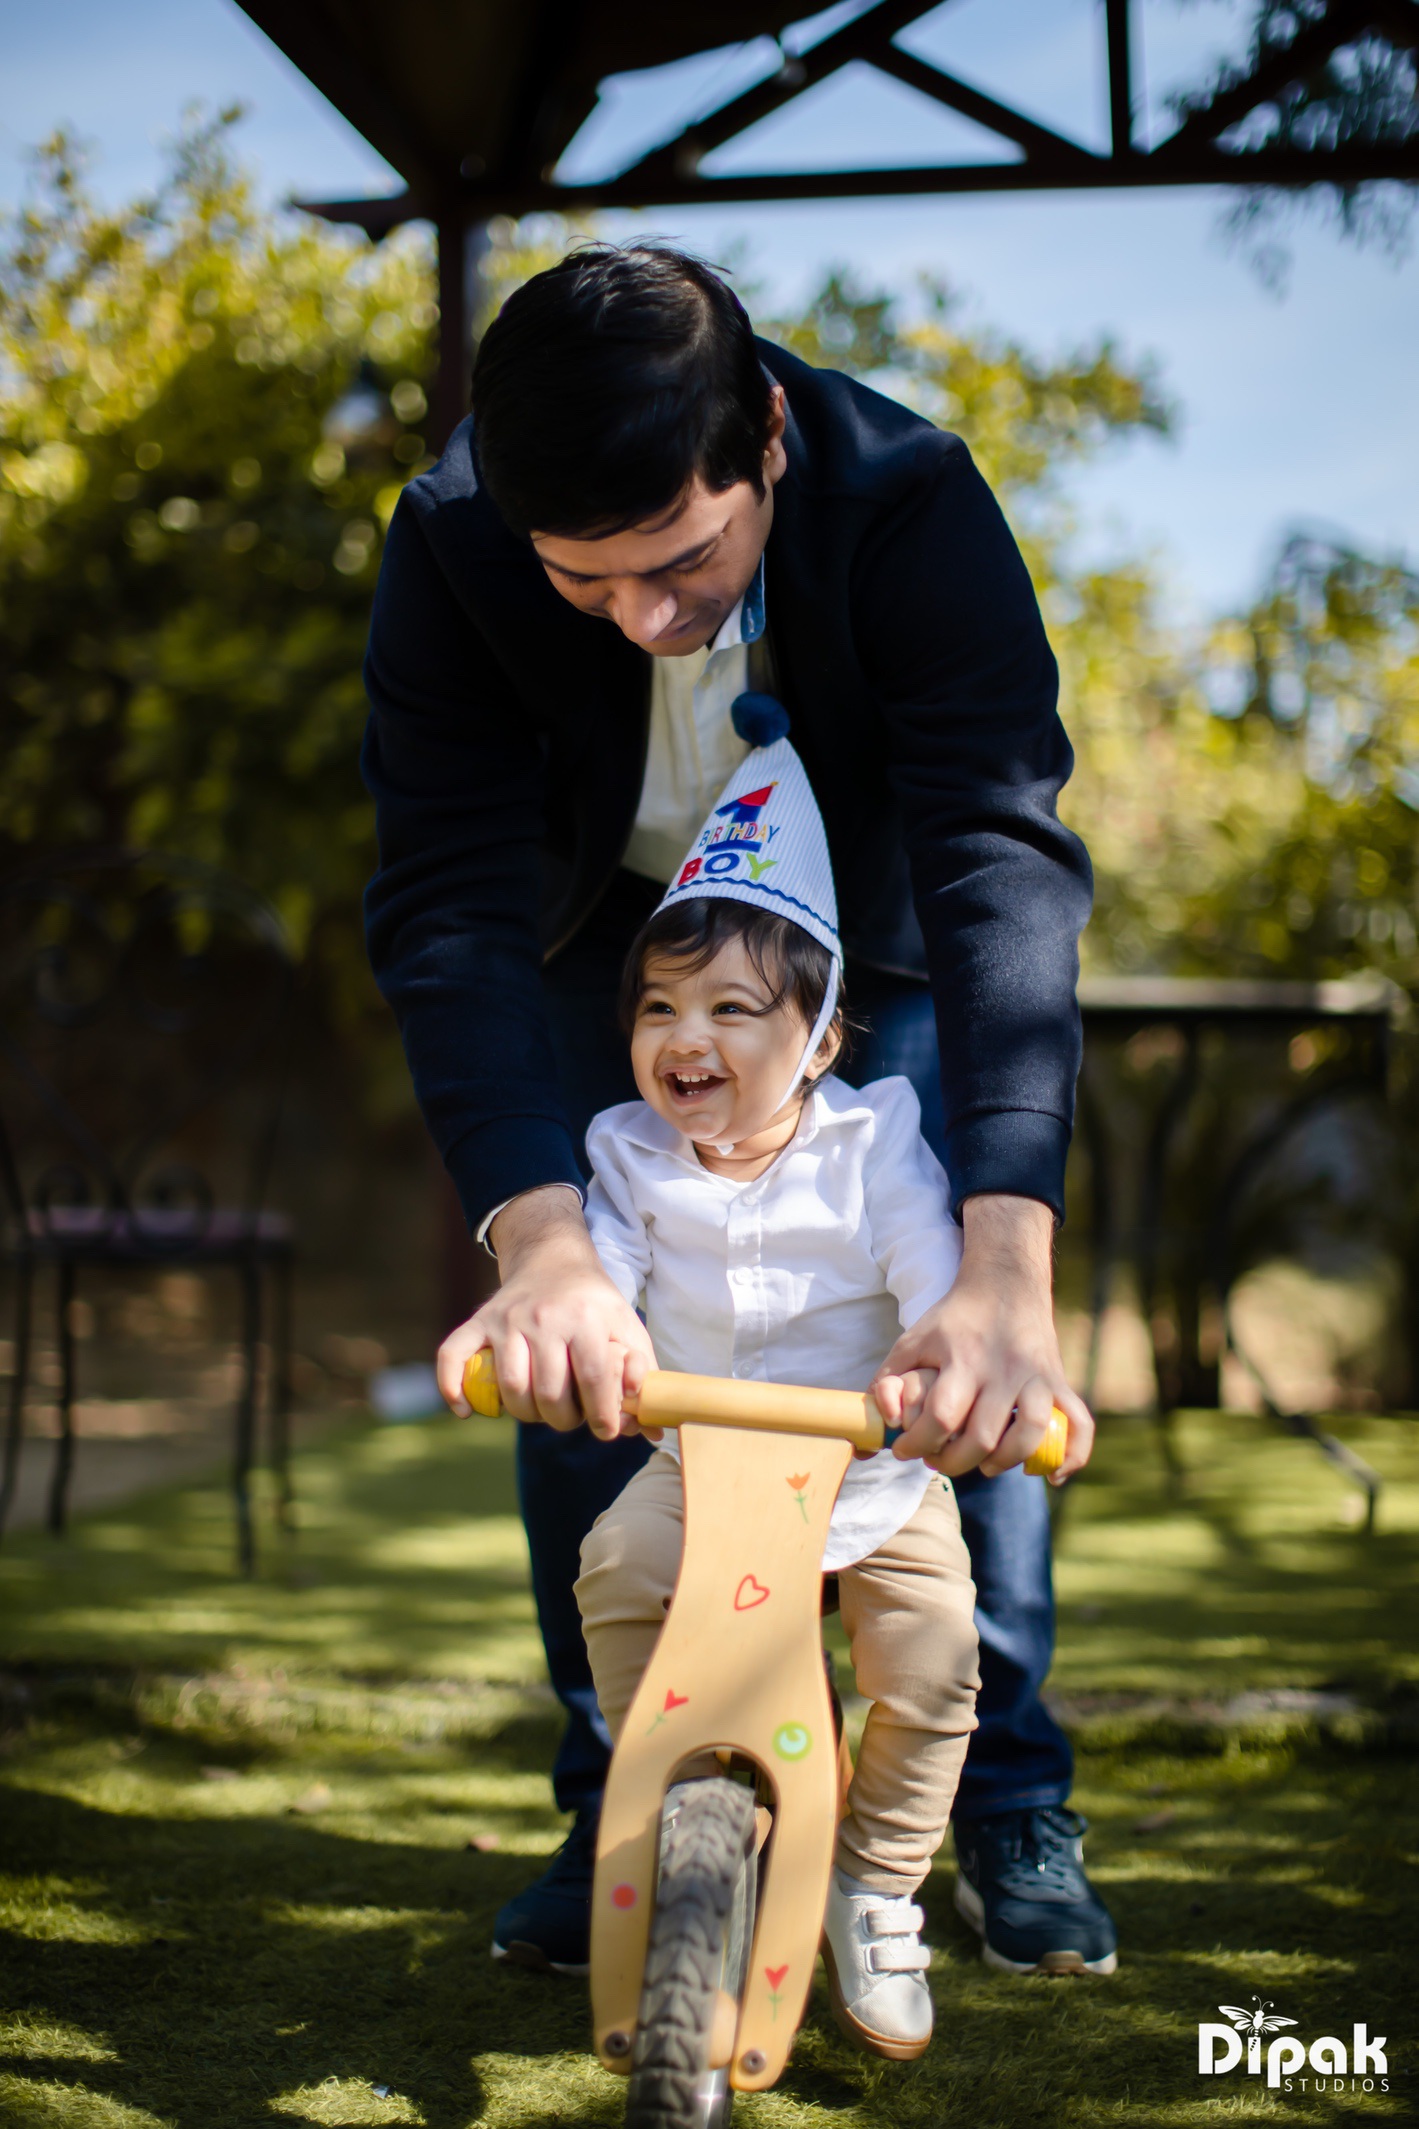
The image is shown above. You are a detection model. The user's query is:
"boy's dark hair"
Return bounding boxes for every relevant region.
[471,243,774,539]
[619,898,847,1061]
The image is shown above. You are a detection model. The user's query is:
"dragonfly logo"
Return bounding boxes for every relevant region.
[1198,1999,1389,2092]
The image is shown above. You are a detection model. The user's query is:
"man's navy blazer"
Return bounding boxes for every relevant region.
[362,339,1093,1233]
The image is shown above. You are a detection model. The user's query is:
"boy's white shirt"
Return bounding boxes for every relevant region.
[584,1072,963,1572]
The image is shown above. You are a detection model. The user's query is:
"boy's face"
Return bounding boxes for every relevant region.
[529,387,787,657]
[630,935,831,1146]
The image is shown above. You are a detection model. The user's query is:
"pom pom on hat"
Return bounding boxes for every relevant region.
[731,692,791,747]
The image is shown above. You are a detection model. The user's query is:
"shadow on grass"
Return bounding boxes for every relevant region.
[1049,1411,1419,1704]
[5,1725,1414,2129]
[1,1777,589,2129]
[2,1409,1417,2125]
[0,1418,542,1683]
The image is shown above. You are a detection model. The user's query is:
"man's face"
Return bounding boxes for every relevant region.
[530,386,787,656]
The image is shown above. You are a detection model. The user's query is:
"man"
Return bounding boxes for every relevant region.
[363,244,1116,1980]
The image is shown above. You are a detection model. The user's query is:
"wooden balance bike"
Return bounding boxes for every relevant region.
[465,1350,1066,2129]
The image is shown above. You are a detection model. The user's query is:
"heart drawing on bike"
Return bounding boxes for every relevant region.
[663,1689,689,1711]
[734,1574,770,1610]
[764,1964,788,1992]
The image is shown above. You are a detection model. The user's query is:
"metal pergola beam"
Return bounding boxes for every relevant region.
[244,0,1415,441]
[609,0,941,186]
[1106,0,1135,157]
[288,0,1418,225]
[305,138,1419,229]
[870,44,1098,170]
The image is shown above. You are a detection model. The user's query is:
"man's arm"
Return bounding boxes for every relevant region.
[364,472,648,1435]
[856,438,1095,1473]
[873,1195,1094,1480]
[854,437,1092,1221]
[436,1188,655,1439]
[362,478,586,1231]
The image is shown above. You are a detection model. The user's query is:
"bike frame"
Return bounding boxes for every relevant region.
[464,1354,1064,2090]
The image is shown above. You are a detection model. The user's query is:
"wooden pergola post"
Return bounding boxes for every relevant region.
[430,215,492,453]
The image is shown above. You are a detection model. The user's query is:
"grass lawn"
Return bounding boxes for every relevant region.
[1,1408,1416,2128]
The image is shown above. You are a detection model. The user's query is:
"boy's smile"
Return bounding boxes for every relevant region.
[663,1065,728,1108]
[631,936,838,1170]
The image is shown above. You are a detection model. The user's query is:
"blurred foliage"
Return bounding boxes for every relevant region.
[766,269,1419,997]
[1185,538,1419,982]
[3,113,1417,1125]
[1171,0,1417,290]
[0,110,434,1086]
[766,268,1175,510]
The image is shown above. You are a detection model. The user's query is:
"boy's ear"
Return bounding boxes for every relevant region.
[808,1016,844,1082]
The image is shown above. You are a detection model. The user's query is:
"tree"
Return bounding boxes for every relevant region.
[1188,536,1419,983]
[1172,0,1418,289]
[758,269,1213,981]
[0,109,434,1080]
[6,117,1415,1086]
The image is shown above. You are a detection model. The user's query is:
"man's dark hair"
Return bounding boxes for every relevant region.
[471,243,774,539]
[619,898,847,1059]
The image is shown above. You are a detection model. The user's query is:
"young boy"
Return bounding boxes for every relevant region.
[573,697,982,2061]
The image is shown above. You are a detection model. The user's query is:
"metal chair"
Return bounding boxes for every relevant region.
[0,849,296,1571]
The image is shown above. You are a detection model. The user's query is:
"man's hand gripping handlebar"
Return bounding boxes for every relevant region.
[461,1350,1070,1478]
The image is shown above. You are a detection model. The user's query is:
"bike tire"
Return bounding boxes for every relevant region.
[625,1778,758,2129]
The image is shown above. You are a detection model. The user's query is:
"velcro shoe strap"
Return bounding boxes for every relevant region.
[865,1904,925,1936]
[868,1941,932,1974]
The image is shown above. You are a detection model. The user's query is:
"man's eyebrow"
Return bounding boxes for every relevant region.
[537,531,723,585]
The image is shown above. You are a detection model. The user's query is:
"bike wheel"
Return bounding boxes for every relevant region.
[625,1777,759,2129]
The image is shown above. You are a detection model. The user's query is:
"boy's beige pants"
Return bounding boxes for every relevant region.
[575,1451,980,1895]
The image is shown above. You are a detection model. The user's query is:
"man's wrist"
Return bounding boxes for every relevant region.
[960,1193,1054,1285]
[486,1183,588,1270]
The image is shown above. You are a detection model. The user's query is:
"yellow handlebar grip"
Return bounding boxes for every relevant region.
[463,1347,503,1418]
[1022,1405,1069,1478]
[463,1349,1070,1476]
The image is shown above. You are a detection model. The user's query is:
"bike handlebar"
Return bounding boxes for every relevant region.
[461,1351,1068,1476]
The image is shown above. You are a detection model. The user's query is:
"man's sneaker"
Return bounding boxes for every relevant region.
[953,1807,1118,1976]
[821,1866,934,2060]
[491,1805,597,1975]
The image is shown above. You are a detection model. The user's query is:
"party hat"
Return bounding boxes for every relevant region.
[656,693,842,1139]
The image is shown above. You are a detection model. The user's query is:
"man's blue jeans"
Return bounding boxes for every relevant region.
[522,873,1073,1821]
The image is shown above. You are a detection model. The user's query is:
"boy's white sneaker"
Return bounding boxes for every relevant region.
[821,1866,934,2060]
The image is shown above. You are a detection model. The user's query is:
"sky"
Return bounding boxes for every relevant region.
[1,0,1415,624]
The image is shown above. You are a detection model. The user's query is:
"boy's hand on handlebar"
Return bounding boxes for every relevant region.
[436,1187,657,1442]
[870,1194,1094,1485]
[862,1367,938,1455]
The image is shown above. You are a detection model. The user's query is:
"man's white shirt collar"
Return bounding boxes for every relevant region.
[706,551,767,660]
[707,594,746,657]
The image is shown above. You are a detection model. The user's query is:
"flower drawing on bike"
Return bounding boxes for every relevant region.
[643,1686,689,1736]
[765,1963,788,2020]
[786,1473,810,1522]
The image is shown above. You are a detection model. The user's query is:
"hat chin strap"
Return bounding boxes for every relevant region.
[710,958,841,1157]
